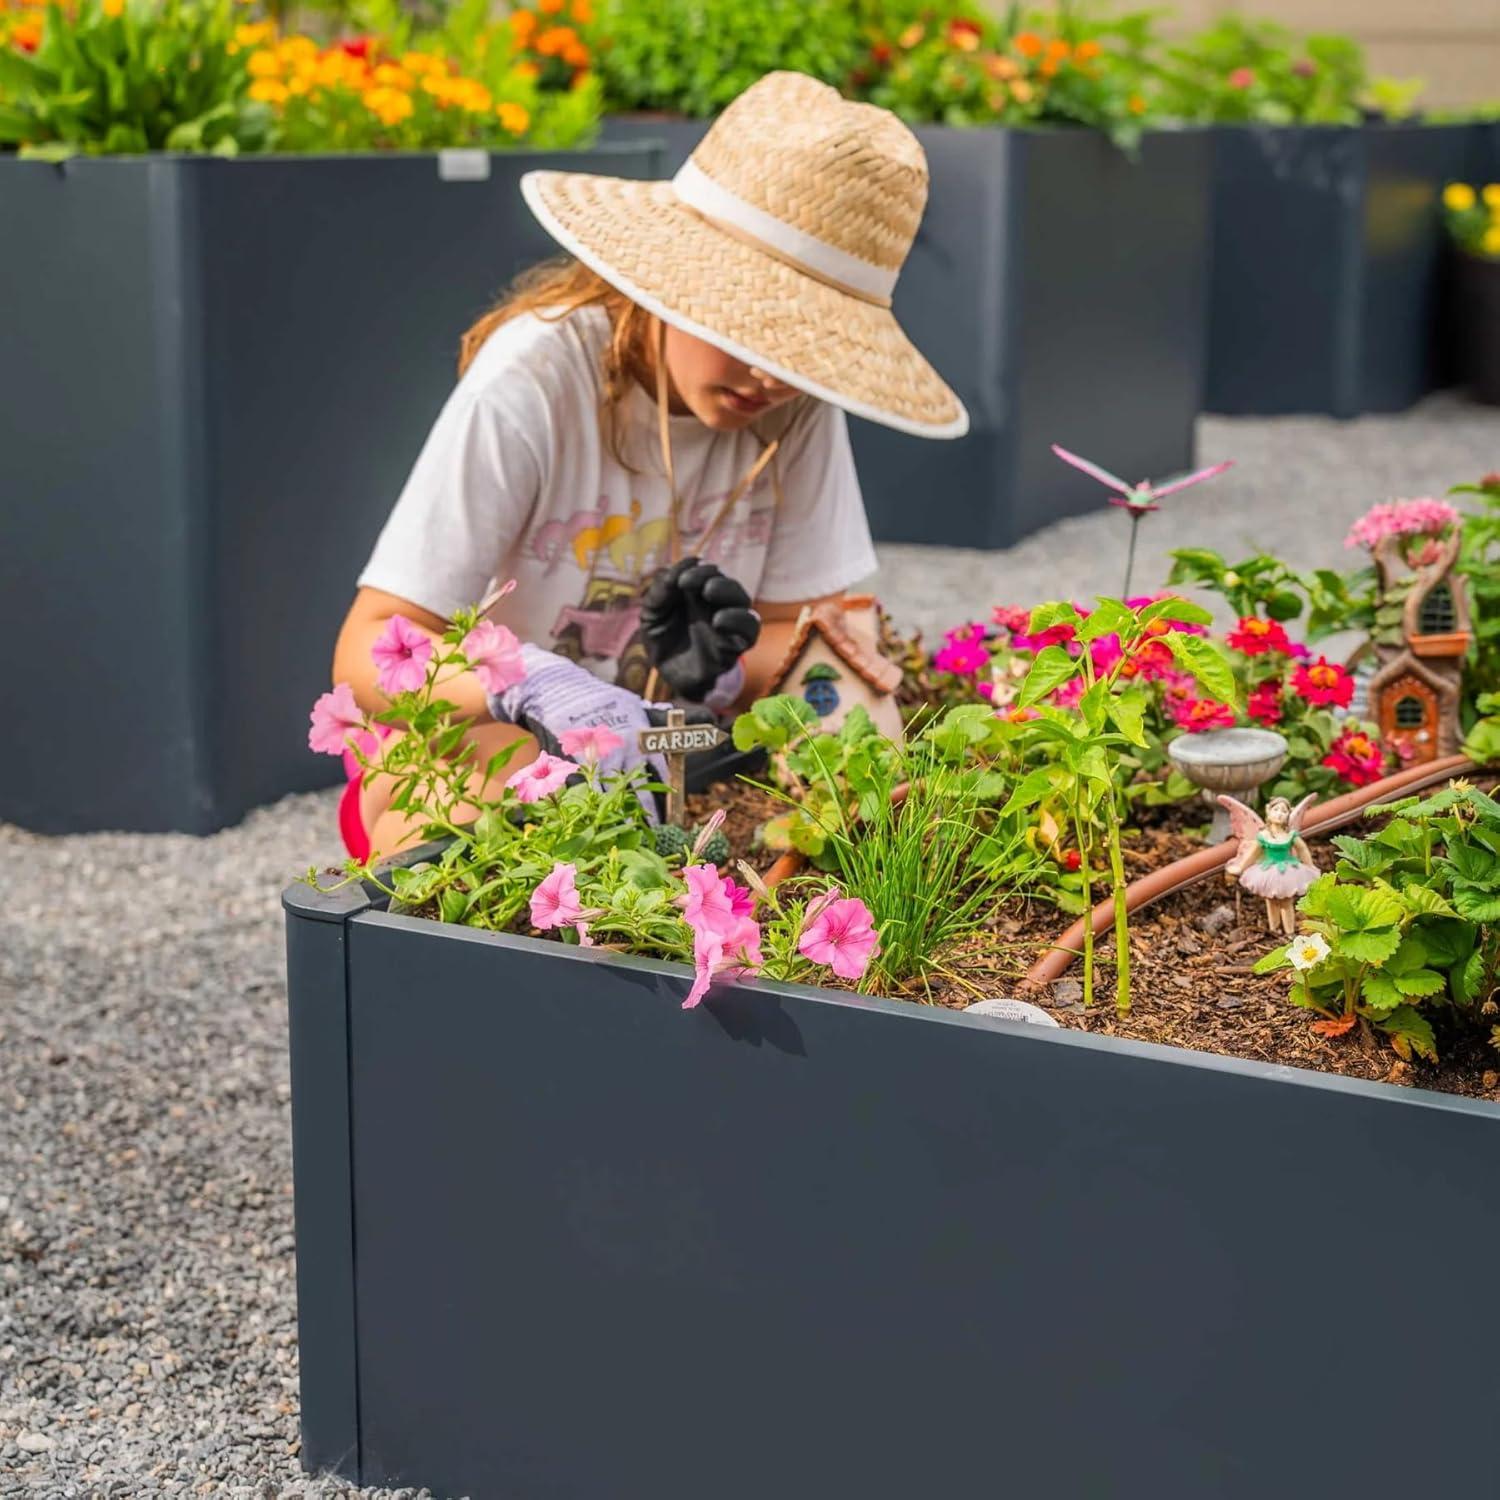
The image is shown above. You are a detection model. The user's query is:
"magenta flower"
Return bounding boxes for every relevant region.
[677,863,739,939]
[1089,633,1124,675]
[507,751,578,803]
[530,862,583,931]
[721,878,755,919]
[371,614,434,696]
[933,622,990,676]
[1051,676,1086,711]
[558,724,626,764]
[798,896,880,981]
[308,682,365,756]
[461,619,526,696]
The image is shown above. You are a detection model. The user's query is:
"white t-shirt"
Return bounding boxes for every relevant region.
[359,305,877,694]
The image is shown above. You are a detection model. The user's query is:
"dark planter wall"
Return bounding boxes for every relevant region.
[0,145,661,835]
[1451,251,1500,405]
[1205,122,1472,416]
[285,882,1500,1500]
[602,118,1213,550]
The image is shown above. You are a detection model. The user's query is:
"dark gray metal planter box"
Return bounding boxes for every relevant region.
[0,144,660,835]
[1204,122,1472,416]
[603,118,1214,550]
[284,870,1500,1500]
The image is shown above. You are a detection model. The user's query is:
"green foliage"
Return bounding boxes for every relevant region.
[1259,783,1500,1059]
[590,0,861,117]
[1166,546,1373,641]
[0,0,271,157]
[1454,475,1500,711]
[1156,14,1372,125]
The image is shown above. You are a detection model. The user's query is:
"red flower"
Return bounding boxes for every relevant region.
[1323,729,1386,787]
[1247,680,1284,725]
[1228,67,1255,89]
[1062,849,1082,872]
[1170,697,1236,732]
[947,17,983,50]
[1226,616,1293,655]
[1291,656,1354,708]
[1119,637,1175,681]
[1012,621,1076,653]
[991,604,1032,635]
[339,35,372,58]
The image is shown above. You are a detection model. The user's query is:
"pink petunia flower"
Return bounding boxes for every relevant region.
[308,682,365,756]
[720,878,755,919]
[682,914,763,1009]
[461,619,526,696]
[507,751,578,803]
[677,863,739,940]
[530,862,583,931]
[558,724,625,764]
[371,615,434,696]
[798,896,880,981]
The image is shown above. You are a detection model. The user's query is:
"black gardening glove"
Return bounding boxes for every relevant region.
[640,558,761,702]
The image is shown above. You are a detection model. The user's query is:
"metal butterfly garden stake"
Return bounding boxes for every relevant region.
[1051,444,1234,597]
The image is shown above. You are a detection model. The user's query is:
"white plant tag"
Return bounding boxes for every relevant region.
[964,998,1060,1029]
[438,149,491,182]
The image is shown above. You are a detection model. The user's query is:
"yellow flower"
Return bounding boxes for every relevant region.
[496,100,530,134]
[1484,184,1500,209]
[278,34,317,63]
[1484,225,1500,256]
[401,50,442,74]
[248,78,288,103]
[101,0,124,19]
[1443,182,1477,212]
[373,62,413,89]
[286,73,310,95]
[363,86,413,126]
[247,49,281,78]
[234,21,272,47]
[1009,78,1033,103]
[514,59,539,79]
[1128,92,1147,114]
[898,22,923,49]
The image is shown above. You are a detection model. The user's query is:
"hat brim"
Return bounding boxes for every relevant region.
[521,170,969,440]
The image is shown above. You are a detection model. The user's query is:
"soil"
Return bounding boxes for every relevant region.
[685,777,1500,1105]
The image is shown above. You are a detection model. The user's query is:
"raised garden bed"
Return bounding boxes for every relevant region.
[1204,122,1473,416]
[0,143,661,835]
[602,117,1213,549]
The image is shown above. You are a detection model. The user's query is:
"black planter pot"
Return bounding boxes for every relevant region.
[1204,122,1473,416]
[1451,249,1500,405]
[0,144,661,835]
[285,870,1500,1500]
[601,118,1214,550]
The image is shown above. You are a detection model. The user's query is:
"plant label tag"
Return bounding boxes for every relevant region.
[965,998,1060,1029]
[636,723,727,756]
[438,150,491,183]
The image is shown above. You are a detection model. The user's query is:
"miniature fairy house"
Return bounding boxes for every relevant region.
[1360,530,1472,763]
[767,595,904,741]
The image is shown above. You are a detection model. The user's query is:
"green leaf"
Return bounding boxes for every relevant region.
[1265,589,1303,621]
[1453,949,1487,1006]
[1393,969,1446,998]
[1164,632,1240,709]
[1326,885,1405,933]
[1017,644,1079,709]
[1107,690,1148,748]
[1138,595,1214,628]
[1361,971,1402,1012]
[1253,944,1290,974]
[1378,1005,1438,1062]
[1077,598,1134,643]
[438,889,469,924]
[1451,883,1500,924]
[1339,927,1404,964]
[1399,884,1457,920]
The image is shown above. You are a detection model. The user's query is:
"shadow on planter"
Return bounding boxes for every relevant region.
[602,118,1214,550]
[1449,249,1500,405]
[0,144,662,834]
[1204,122,1472,416]
[285,869,1500,1500]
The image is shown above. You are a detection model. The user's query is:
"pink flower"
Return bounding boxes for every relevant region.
[934,623,990,675]
[507,751,578,803]
[1228,66,1254,89]
[976,679,996,701]
[371,615,434,696]
[461,619,525,696]
[1291,656,1354,708]
[1012,621,1077,654]
[530,862,583,931]
[1323,728,1386,787]
[1119,638,1176,682]
[1345,498,1460,551]
[720,878,755,919]
[308,682,365,756]
[1226,616,1293,656]
[798,896,880,981]
[1089,633,1124,675]
[558,724,625,764]
[1050,676,1086,710]
[682,915,763,1009]
[1247,680,1284,725]
[1170,697,1236,732]
[991,605,1031,634]
[677,863,739,939]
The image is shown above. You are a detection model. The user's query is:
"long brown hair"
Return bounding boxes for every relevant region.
[458,258,653,467]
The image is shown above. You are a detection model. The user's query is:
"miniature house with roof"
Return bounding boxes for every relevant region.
[767,595,904,741]
[1357,530,1472,763]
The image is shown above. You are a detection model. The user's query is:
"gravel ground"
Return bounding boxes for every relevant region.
[1,395,1497,1499]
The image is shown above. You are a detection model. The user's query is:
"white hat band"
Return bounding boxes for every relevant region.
[672,158,898,307]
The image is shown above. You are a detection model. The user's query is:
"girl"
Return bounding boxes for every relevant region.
[334,70,967,859]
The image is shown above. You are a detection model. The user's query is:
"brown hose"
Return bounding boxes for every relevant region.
[1023,754,1479,987]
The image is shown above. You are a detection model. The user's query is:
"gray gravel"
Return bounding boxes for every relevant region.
[1,395,1497,1499]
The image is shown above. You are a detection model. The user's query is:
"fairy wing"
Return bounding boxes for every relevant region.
[1050,444,1130,496]
[1216,793,1265,842]
[1149,460,1234,500]
[1287,793,1319,834]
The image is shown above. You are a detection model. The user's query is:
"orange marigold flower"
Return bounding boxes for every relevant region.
[535,23,575,55]
[898,21,924,48]
[984,53,1019,80]
[538,0,564,11]
[247,49,282,78]
[509,9,537,38]
[101,0,124,17]
[1128,92,1146,113]
[514,59,540,78]
[571,0,592,20]
[1009,78,1034,102]
[947,17,982,51]
[373,62,412,89]
[562,38,589,67]
[1013,30,1043,57]
[1039,57,1059,77]
[496,100,530,134]
[1045,37,1070,59]
[1075,39,1102,61]
[248,77,289,103]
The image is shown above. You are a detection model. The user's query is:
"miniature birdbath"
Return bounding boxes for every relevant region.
[1166,727,1288,843]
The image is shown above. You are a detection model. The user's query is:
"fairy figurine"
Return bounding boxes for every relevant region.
[1217,793,1319,935]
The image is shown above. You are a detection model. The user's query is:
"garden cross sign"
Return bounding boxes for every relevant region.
[637,708,727,825]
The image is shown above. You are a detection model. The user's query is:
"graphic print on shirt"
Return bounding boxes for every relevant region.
[524,484,775,693]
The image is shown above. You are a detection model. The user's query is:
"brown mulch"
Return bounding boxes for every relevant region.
[683,778,784,876]
[686,777,1500,1104]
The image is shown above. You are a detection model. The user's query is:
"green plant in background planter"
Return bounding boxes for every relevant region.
[1156,13,1372,125]
[0,0,272,156]
[1257,780,1500,1060]
[1442,180,1500,259]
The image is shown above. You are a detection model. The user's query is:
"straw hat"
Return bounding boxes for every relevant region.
[520,71,969,440]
